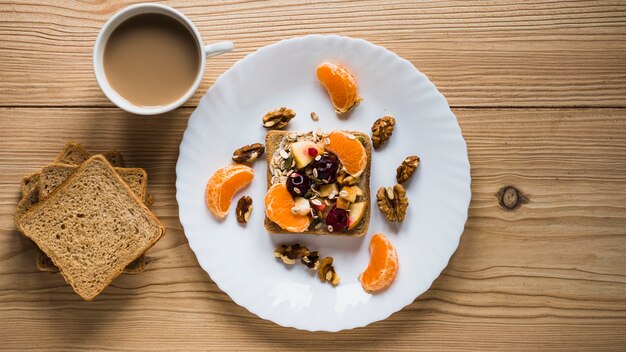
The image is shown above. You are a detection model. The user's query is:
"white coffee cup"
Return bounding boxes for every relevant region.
[93,3,233,115]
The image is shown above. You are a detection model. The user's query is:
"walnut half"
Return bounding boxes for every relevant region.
[371,116,395,150]
[376,184,409,222]
[233,143,265,164]
[318,257,340,285]
[274,244,310,265]
[235,196,253,223]
[396,155,420,184]
[301,251,320,270]
[262,107,296,129]
[274,244,338,285]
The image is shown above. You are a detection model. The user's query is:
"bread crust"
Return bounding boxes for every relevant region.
[19,171,40,197]
[264,130,371,236]
[53,141,126,167]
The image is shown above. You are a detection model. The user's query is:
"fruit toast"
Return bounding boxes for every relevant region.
[264,130,371,236]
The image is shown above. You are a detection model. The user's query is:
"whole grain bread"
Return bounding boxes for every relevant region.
[54,142,91,165]
[15,188,39,222]
[16,188,114,273]
[54,141,126,167]
[17,172,148,275]
[21,143,124,198]
[264,130,371,236]
[34,162,149,274]
[39,163,148,203]
[101,150,125,167]
[35,248,145,274]
[145,193,155,207]
[20,172,41,197]
[22,142,92,195]
[17,143,147,275]
[15,155,165,300]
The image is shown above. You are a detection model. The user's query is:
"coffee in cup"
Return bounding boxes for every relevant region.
[103,13,200,107]
[93,3,234,115]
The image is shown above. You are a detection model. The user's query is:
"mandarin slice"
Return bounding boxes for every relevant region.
[324,131,367,177]
[316,63,361,114]
[265,183,310,232]
[205,164,254,218]
[359,234,399,292]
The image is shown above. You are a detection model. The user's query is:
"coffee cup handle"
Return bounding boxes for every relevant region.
[204,41,234,58]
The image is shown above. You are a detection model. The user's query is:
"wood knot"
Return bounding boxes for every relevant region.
[497,186,527,210]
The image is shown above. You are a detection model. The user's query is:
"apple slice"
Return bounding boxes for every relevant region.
[292,197,311,216]
[336,197,350,210]
[319,183,339,197]
[339,185,363,203]
[291,141,324,169]
[348,202,367,229]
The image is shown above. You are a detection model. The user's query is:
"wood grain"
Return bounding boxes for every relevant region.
[1,107,625,351]
[1,0,626,107]
[2,0,626,350]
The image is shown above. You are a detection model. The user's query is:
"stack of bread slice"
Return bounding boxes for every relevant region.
[14,142,165,300]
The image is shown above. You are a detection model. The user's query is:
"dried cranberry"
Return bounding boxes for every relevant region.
[325,207,348,232]
[312,155,338,183]
[286,172,310,197]
[308,147,319,157]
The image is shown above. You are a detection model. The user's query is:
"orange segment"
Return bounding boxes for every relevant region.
[325,131,367,177]
[359,234,399,292]
[316,63,361,113]
[265,183,310,232]
[205,164,254,218]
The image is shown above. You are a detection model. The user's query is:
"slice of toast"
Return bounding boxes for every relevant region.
[20,172,41,197]
[15,155,165,300]
[16,186,146,274]
[16,169,149,275]
[264,130,371,236]
[17,143,145,274]
[54,142,126,167]
[35,163,149,274]
[145,193,155,207]
[20,143,125,196]
[34,248,145,274]
[39,163,148,203]
[15,187,39,221]
[101,150,125,168]
[54,142,91,165]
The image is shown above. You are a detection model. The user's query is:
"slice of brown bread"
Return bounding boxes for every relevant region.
[264,130,371,236]
[54,142,126,167]
[145,193,154,207]
[20,144,124,199]
[17,173,148,276]
[35,163,149,274]
[54,142,91,165]
[38,164,78,199]
[15,155,165,300]
[35,248,145,274]
[112,168,146,201]
[17,144,143,274]
[39,163,148,203]
[15,188,39,222]
[101,149,125,167]
[17,181,146,275]
[22,142,92,196]
[20,172,41,197]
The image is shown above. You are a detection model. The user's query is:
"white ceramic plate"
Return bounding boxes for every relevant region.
[176,35,470,331]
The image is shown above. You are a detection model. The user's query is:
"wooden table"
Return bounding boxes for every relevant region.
[1,1,625,350]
